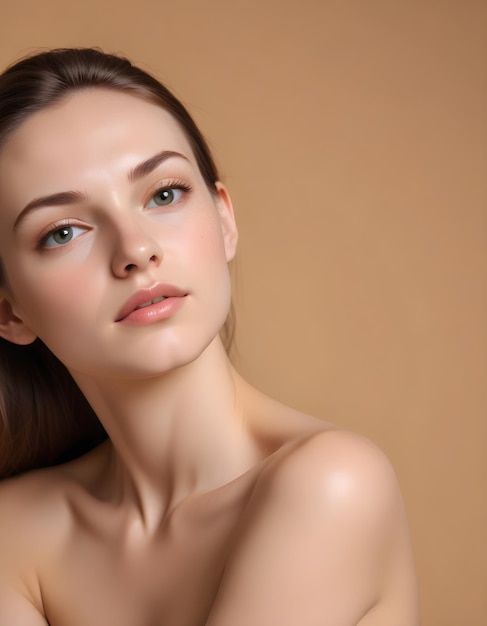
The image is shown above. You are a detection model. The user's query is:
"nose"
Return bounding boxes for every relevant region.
[110,218,163,278]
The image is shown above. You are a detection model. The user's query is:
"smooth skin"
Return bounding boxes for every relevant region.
[0,90,419,625]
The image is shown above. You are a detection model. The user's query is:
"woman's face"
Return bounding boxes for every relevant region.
[0,89,237,379]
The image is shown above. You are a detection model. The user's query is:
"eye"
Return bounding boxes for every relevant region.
[146,185,188,208]
[41,224,88,248]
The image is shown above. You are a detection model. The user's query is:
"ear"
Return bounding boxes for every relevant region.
[214,182,238,262]
[0,293,37,345]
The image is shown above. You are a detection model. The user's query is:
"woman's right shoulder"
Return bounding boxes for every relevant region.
[0,444,110,625]
[0,469,72,624]
[0,467,73,555]
[0,442,110,558]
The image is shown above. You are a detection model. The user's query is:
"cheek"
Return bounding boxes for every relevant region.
[9,261,108,370]
[8,254,103,332]
[183,213,228,264]
[176,216,232,315]
[17,283,82,339]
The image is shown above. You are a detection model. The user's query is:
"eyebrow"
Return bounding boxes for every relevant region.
[14,150,190,231]
[128,150,189,182]
[14,191,85,231]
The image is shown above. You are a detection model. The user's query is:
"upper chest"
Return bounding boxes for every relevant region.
[39,475,256,626]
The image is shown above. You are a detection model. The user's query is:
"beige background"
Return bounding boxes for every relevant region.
[1,1,486,624]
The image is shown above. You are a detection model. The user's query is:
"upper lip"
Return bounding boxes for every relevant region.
[115,284,188,321]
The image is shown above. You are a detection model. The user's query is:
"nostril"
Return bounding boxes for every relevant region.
[149,255,157,263]
[125,263,136,272]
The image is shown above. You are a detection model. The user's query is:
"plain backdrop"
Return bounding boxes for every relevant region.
[1,1,486,624]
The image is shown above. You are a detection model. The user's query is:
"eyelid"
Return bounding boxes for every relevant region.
[144,177,192,207]
[36,219,89,249]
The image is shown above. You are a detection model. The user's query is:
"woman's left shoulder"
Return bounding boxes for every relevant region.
[208,428,419,625]
[261,428,406,527]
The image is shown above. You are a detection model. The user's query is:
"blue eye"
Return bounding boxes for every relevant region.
[146,186,186,208]
[42,225,87,248]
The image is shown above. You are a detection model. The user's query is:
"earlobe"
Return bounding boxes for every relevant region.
[214,182,238,262]
[0,294,37,345]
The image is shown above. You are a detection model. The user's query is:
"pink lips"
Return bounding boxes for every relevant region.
[115,284,187,324]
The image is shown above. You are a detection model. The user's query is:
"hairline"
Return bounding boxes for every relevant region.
[0,84,220,195]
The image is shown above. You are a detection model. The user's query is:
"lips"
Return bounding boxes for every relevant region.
[115,284,187,322]
[136,296,167,310]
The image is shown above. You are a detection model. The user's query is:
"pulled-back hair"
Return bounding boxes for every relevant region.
[0,48,233,478]
[0,47,220,187]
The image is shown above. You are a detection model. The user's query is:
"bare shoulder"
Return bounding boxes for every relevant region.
[262,429,402,514]
[0,467,68,538]
[0,441,108,538]
[247,384,412,562]
[0,464,79,579]
[0,445,109,620]
[0,469,70,623]
[207,429,420,626]
[0,442,111,625]
[253,429,413,582]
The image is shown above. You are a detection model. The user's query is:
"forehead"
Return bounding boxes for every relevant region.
[0,89,195,195]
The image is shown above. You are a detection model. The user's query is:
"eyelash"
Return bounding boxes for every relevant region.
[36,219,84,250]
[145,179,193,207]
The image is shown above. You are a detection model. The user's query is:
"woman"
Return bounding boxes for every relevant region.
[0,48,419,625]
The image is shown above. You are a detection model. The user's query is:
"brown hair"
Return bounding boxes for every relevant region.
[0,47,234,478]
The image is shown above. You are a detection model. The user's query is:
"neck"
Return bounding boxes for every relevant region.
[70,338,260,528]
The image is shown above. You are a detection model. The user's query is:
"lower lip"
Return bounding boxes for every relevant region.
[117,296,186,326]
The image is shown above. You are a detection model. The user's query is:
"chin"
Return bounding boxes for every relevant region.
[111,326,225,380]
